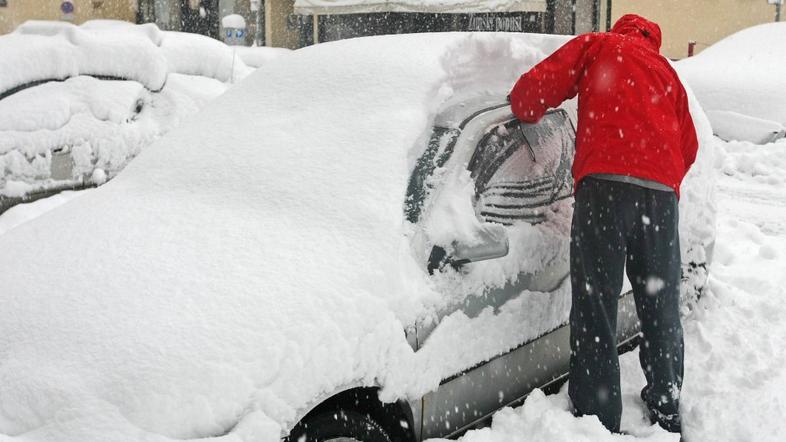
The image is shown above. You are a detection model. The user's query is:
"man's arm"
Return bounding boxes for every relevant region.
[509,34,599,123]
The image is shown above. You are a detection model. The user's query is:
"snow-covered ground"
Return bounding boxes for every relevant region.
[430,137,786,442]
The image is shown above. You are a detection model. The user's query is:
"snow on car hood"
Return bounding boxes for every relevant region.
[0,32,715,441]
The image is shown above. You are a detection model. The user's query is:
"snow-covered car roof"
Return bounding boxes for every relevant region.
[1,20,251,98]
[0,32,717,441]
[676,22,786,143]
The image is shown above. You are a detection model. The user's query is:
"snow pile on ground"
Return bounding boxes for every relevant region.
[437,388,678,442]
[705,110,785,145]
[434,136,786,442]
[672,70,720,306]
[721,138,786,187]
[0,32,716,441]
[677,22,786,143]
[0,190,91,237]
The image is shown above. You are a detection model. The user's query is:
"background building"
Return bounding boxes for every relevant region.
[136,0,221,38]
[602,0,782,59]
[277,0,600,48]
[0,0,136,34]
[1,0,783,59]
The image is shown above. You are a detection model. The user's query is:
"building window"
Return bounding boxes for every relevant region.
[0,0,7,7]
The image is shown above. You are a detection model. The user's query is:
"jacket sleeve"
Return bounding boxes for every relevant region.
[509,34,598,123]
[678,91,699,174]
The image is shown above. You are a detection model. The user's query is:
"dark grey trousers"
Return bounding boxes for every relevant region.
[568,176,684,433]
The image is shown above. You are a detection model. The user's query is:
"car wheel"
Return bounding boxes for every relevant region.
[288,409,393,442]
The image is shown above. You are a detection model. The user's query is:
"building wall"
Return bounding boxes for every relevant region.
[574,0,596,34]
[0,0,137,34]
[608,0,780,59]
[267,0,304,48]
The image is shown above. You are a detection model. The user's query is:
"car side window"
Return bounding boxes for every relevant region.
[469,111,575,226]
[405,126,460,224]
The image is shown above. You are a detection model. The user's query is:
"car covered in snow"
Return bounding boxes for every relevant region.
[0,20,261,213]
[677,22,786,144]
[0,33,717,442]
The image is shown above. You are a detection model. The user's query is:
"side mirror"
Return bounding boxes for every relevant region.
[428,224,509,274]
[452,224,509,265]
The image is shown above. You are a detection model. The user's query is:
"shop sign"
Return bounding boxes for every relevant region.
[468,15,523,32]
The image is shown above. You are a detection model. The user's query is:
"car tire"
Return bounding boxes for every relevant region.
[287,409,393,442]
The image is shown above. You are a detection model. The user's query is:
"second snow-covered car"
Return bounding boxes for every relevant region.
[0,20,256,213]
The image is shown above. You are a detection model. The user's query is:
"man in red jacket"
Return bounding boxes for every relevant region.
[509,14,698,435]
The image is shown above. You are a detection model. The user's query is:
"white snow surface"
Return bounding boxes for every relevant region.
[0,74,229,194]
[705,110,785,144]
[6,21,168,92]
[234,46,292,68]
[677,22,786,142]
[431,137,786,442]
[0,32,716,441]
[0,190,91,237]
[0,21,247,196]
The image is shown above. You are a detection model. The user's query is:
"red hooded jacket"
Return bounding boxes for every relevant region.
[509,14,698,197]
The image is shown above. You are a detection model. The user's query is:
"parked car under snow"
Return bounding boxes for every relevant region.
[0,20,258,213]
[0,33,717,442]
[676,22,786,144]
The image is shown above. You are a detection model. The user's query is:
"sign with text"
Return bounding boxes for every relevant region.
[468,15,523,32]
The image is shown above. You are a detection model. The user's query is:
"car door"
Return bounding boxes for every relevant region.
[406,105,583,439]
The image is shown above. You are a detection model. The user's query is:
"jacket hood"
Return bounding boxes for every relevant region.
[611,14,662,51]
